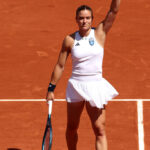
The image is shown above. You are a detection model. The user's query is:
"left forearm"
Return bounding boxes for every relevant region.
[110,0,121,14]
[97,0,121,33]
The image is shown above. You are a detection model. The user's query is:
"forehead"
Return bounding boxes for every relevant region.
[77,9,92,17]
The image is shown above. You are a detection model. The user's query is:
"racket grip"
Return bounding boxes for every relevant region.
[48,101,53,115]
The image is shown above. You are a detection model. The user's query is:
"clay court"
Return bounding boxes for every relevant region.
[0,0,150,150]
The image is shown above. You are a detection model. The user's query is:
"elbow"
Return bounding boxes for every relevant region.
[114,9,118,14]
[110,8,119,14]
[57,63,65,71]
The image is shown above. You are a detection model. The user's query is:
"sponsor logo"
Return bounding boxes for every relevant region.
[75,43,80,46]
[89,37,94,46]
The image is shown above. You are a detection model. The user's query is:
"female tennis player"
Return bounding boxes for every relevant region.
[46,0,121,149]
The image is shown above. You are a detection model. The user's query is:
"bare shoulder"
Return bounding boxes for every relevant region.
[94,23,106,47]
[63,32,75,50]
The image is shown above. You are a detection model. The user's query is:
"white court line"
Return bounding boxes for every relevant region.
[137,101,144,150]
[0,98,147,149]
[0,99,150,102]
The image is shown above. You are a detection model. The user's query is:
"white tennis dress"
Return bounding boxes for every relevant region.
[66,28,118,108]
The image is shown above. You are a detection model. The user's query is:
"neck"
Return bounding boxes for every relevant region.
[79,28,91,37]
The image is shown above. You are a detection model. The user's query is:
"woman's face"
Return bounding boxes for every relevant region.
[76,9,93,32]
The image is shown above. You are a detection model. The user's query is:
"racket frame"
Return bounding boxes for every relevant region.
[42,101,53,150]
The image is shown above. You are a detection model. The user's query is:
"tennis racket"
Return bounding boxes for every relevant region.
[42,101,53,150]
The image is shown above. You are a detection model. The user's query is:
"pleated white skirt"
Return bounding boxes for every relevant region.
[66,76,119,109]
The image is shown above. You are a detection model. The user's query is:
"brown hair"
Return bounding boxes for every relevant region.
[76,5,93,19]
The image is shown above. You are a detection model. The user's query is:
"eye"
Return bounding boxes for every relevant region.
[86,16,91,20]
[79,17,84,20]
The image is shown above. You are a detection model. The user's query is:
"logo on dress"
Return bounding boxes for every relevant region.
[89,37,94,46]
[75,42,80,46]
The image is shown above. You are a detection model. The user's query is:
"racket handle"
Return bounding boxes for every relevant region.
[48,101,53,115]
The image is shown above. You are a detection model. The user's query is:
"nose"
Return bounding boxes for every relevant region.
[83,18,87,23]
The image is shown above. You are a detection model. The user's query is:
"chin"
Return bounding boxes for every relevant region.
[80,27,90,31]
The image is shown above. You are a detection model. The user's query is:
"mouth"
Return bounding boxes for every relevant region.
[82,24,88,27]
